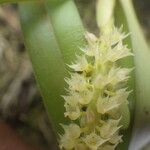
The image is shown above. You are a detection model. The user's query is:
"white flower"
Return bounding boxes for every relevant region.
[98,119,122,139]
[82,132,108,150]
[59,124,81,149]
[109,133,122,144]
[64,95,81,120]
[59,134,76,150]
[85,32,98,46]
[65,73,91,92]
[107,67,132,85]
[78,89,93,105]
[96,89,130,114]
[69,55,93,73]
[106,42,133,62]
[98,144,117,150]
[75,143,89,150]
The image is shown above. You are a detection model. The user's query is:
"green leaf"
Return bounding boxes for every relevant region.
[19,0,85,135]
[114,2,136,150]
[120,0,150,149]
[45,0,85,64]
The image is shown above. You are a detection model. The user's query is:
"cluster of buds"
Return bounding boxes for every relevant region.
[59,27,133,150]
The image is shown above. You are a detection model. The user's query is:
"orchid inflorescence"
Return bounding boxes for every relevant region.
[59,26,133,150]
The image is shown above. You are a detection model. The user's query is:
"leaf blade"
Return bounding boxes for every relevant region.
[120,0,150,149]
[19,0,85,134]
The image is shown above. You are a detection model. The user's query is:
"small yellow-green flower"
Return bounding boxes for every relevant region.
[59,26,133,150]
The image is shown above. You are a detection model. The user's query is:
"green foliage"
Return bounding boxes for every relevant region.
[19,0,85,134]
[0,0,36,4]
[114,1,135,150]
[120,0,150,149]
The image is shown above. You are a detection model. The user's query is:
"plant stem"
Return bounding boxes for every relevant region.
[0,0,36,4]
[120,0,150,149]
[114,1,136,150]
[96,0,116,34]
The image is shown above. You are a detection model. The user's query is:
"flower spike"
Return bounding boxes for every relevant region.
[59,27,133,150]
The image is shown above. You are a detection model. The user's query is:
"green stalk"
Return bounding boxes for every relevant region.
[0,0,36,4]
[114,1,135,150]
[19,0,85,134]
[96,0,116,33]
[120,0,150,149]
[45,0,85,64]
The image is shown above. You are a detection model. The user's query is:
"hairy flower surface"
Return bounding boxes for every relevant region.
[59,27,132,150]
